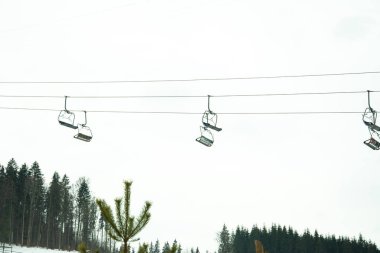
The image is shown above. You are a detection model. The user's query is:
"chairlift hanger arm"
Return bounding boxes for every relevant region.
[367,90,372,110]
[64,96,68,111]
[84,111,87,126]
[64,95,74,112]
[207,95,217,114]
[208,95,211,112]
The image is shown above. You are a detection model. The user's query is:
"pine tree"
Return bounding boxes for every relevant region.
[17,163,30,245]
[162,242,171,253]
[26,161,45,247]
[0,165,7,242]
[139,243,149,253]
[217,225,232,253]
[149,242,154,253]
[5,158,18,244]
[172,240,180,253]
[96,181,152,253]
[46,172,62,248]
[98,215,105,250]
[76,178,91,245]
[177,243,182,253]
[154,239,161,253]
[169,242,179,253]
[60,174,74,250]
[88,198,98,249]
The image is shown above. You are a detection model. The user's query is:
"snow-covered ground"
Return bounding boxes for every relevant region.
[6,245,74,253]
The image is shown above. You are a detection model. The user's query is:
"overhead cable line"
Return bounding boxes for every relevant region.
[215,90,380,98]
[0,94,204,99]
[0,106,363,115]
[0,70,379,84]
[0,90,379,99]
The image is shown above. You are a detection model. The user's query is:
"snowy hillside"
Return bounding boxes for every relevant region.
[8,245,74,253]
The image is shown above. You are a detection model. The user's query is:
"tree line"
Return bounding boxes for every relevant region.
[0,158,191,253]
[0,158,107,251]
[6,157,376,253]
[217,224,379,253]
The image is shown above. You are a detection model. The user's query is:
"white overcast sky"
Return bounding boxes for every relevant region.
[1,0,380,252]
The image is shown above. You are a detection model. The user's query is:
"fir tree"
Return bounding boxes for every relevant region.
[26,161,45,247]
[139,243,150,253]
[5,158,18,244]
[154,239,161,253]
[46,172,62,248]
[76,178,91,244]
[163,242,171,253]
[149,242,154,253]
[60,174,74,250]
[0,165,7,242]
[17,163,30,245]
[217,224,232,253]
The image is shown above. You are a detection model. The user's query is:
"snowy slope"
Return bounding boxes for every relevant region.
[8,245,74,253]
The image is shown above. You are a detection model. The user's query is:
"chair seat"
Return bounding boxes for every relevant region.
[59,120,78,129]
[364,138,380,150]
[364,121,380,131]
[196,136,213,147]
[74,133,92,142]
[203,122,222,132]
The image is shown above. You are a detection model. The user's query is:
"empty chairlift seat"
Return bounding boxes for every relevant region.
[58,110,78,129]
[74,125,93,142]
[362,91,380,150]
[364,137,380,150]
[196,126,214,147]
[363,108,380,131]
[202,111,222,132]
[58,96,78,129]
[74,111,93,142]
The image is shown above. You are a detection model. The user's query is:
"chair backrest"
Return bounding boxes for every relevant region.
[202,111,222,131]
[58,110,77,129]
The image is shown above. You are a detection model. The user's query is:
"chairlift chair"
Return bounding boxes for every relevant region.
[74,125,93,142]
[196,126,214,147]
[58,96,77,129]
[202,111,222,132]
[74,111,93,142]
[364,129,380,150]
[58,111,78,129]
[202,95,222,132]
[363,90,380,131]
[363,108,380,132]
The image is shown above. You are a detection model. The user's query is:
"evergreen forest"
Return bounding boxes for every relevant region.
[216,225,379,253]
